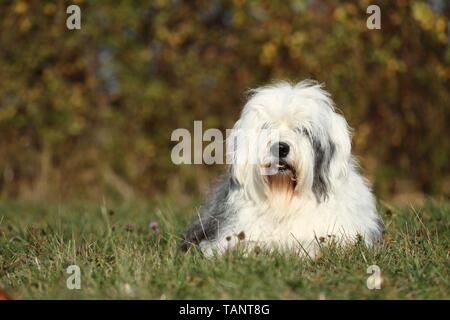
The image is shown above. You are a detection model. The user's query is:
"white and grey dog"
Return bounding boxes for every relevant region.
[180,80,381,257]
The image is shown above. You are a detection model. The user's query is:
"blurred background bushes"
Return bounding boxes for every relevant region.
[0,0,448,202]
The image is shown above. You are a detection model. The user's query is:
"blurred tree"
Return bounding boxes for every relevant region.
[0,0,448,200]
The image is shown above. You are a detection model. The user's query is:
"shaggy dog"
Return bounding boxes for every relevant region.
[180,80,381,257]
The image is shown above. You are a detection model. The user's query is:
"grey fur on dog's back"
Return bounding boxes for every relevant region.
[179,173,236,251]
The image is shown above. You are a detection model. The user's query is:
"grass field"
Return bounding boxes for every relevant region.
[0,198,448,299]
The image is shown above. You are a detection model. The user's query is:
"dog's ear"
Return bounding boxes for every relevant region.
[311,134,335,203]
[311,112,352,202]
[328,113,352,179]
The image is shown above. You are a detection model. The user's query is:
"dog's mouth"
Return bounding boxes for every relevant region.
[264,160,297,194]
[276,160,295,175]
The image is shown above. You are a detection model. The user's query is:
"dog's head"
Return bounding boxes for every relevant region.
[227,80,352,204]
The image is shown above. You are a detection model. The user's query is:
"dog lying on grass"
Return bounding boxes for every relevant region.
[180,80,381,257]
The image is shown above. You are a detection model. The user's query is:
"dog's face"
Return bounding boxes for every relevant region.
[228,81,352,204]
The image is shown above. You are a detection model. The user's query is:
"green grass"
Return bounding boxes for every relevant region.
[0,198,448,299]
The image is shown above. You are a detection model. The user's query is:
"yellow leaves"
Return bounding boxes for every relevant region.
[232,11,245,27]
[19,18,31,32]
[436,17,446,33]
[436,17,449,44]
[14,1,28,14]
[260,42,277,65]
[333,7,347,22]
[286,32,307,59]
[15,1,32,32]
[434,63,447,80]
[344,3,357,16]
[289,32,307,48]
[333,4,359,26]
[69,86,85,112]
[233,0,246,6]
[390,12,403,26]
[140,48,151,62]
[154,0,170,8]
[412,2,435,31]
[68,116,86,136]
[156,24,192,48]
[387,59,406,74]
[44,3,57,15]
[354,124,371,150]
[412,2,448,43]
[155,26,170,42]
[0,105,17,122]
[386,59,397,74]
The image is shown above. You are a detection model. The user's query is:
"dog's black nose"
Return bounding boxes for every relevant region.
[271,142,290,158]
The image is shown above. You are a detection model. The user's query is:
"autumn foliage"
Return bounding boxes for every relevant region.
[0,0,448,200]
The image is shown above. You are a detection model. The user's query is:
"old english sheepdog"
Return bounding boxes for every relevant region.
[180,80,381,257]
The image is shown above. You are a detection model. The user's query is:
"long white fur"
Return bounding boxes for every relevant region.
[198,80,381,257]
